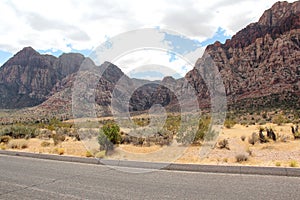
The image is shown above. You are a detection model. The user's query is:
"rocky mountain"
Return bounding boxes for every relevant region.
[0,1,299,121]
[0,47,85,108]
[171,0,300,111]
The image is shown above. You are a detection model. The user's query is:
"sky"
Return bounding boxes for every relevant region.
[0,0,297,79]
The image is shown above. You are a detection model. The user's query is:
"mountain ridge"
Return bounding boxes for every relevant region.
[0,1,299,121]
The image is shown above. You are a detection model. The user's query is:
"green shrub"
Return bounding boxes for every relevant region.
[272,114,286,126]
[98,123,121,152]
[224,119,236,129]
[176,116,211,144]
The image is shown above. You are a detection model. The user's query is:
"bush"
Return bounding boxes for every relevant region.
[248,132,258,145]
[54,148,64,155]
[235,154,248,162]
[8,139,28,149]
[0,143,6,150]
[40,141,51,147]
[52,133,66,146]
[98,123,121,152]
[95,151,106,158]
[240,135,246,141]
[272,114,286,125]
[85,151,93,157]
[224,119,236,129]
[0,135,11,144]
[218,139,230,150]
[176,116,211,144]
[289,160,298,167]
[275,162,281,167]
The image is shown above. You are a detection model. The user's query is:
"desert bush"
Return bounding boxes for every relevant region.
[85,151,93,157]
[0,143,6,150]
[240,135,246,141]
[0,135,11,144]
[235,154,248,162]
[40,141,51,147]
[54,148,64,155]
[275,162,281,167]
[176,116,212,144]
[8,139,28,149]
[272,114,287,126]
[95,151,106,158]
[289,160,298,167]
[98,123,121,152]
[52,133,66,146]
[248,132,258,145]
[37,129,52,140]
[218,139,230,150]
[224,119,236,129]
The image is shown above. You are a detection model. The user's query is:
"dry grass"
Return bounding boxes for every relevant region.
[2,122,300,167]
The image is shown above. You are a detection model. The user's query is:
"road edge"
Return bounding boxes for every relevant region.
[0,150,299,177]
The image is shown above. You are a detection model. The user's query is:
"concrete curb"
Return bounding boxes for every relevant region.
[1,150,299,177]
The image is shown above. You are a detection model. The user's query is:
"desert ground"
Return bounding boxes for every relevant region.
[2,122,299,168]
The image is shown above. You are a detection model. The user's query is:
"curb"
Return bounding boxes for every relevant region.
[0,150,299,177]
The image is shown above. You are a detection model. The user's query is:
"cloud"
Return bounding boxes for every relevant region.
[0,0,297,56]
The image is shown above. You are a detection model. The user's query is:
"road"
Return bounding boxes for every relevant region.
[0,155,300,200]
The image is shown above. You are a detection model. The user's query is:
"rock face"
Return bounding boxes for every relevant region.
[0,47,85,108]
[0,1,299,118]
[188,0,300,110]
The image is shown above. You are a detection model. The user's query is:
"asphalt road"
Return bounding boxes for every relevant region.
[0,155,300,200]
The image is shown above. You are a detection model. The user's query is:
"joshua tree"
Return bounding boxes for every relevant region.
[266,127,276,141]
[291,125,300,139]
[259,127,267,143]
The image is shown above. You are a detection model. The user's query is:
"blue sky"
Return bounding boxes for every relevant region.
[0,27,230,66]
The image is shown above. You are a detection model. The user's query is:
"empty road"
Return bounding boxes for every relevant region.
[0,155,300,200]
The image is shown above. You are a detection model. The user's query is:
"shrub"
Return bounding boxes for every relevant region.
[240,135,246,141]
[248,132,258,145]
[218,139,230,150]
[224,119,236,129]
[275,162,281,167]
[95,151,106,158]
[272,114,286,126]
[289,160,298,167]
[0,135,11,144]
[98,123,121,152]
[52,133,66,146]
[54,148,64,155]
[85,151,93,157]
[0,143,6,150]
[40,141,51,147]
[235,154,248,162]
[176,116,212,144]
[8,139,28,149]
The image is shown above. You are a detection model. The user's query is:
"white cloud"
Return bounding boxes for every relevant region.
[0,0,297,55]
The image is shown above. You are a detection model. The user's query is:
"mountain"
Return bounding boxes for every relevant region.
[0,1,299,121]
[161,0,300,111]
[0,47,85,108]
